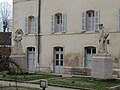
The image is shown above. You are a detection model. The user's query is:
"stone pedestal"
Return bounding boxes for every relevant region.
[91,54,113,79]
[10,54,27,73]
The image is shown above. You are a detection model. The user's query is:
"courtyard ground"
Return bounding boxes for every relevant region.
[0,74,120,90]
[0,80,78,90]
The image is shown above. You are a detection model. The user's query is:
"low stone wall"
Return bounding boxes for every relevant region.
[10,54,27,73]
[64,67,91,76]
[113,69,120,78]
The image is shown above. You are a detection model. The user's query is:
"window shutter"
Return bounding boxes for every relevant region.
[24,17,28,34]
[94,10,100,31]
[119,9,120,31]
[51,15,55,33]
[81,12,86,32]
[34,16,38,34]
[62,14,67,32]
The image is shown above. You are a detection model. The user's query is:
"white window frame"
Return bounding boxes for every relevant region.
[28,16,34,34]
[50,13,67,33]
[81,10,100,32]
[86,10,94,31]
[55,13,62,32]
[24,16,38,35]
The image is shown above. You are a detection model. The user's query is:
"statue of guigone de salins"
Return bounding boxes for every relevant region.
[98,24,109,55]
[12,29,24,55]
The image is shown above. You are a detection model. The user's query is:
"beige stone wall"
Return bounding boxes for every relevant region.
[40,0,120,73]
[13,0,38,33]
[41,0,120,34]
[13,0,120,73]
[40,33,98,72]
[12,0,39,72]
[12,0,38,49]
[40,32,120,73]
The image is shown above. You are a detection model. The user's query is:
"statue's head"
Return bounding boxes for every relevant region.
[15,29,23,36]
[99,24,104,30]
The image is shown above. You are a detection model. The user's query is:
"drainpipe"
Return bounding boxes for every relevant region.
[38,0,41,64]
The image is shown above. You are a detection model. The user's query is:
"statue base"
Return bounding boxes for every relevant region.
[91,54,113,79]
[10,54,27,73]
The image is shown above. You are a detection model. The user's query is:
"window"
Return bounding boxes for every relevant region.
[28,47,35,51]
[86,10,94,31]
[55,13,62,32]
[24,16,38,34]
[81,10,100,32]
[51,13,67,33]
[28,16,34,34]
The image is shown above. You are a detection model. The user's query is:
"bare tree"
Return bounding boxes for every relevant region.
[0,2,12,56]
[0,2,12,32]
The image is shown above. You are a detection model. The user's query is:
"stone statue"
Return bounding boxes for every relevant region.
[98,24,109,54]
[12,29,24,54]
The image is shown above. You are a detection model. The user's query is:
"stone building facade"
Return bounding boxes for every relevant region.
[12,0,120,75]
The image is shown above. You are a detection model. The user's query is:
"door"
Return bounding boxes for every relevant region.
[28,47,35,73]
[54,47,63,74]
[85,47,96,68]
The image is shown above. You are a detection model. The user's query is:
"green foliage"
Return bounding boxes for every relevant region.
[0,53,21,73]
[0,54,10,72]
[0,74,56,81]
[47,77,120,90]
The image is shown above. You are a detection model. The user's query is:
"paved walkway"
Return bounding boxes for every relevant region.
[0,80,79,90]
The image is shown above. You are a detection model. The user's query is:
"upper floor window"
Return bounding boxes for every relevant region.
[24,16,38,34]
[86,10,94,31]
[55,13,62,32]
[81,10,100,32]
[28,16,34,34]
[51,13,67,33]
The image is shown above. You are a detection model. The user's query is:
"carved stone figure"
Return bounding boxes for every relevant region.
[98,24,109,54]
[12,29,23,54]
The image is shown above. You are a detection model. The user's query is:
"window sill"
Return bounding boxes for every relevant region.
[86,31,98,33]
[24,33,38,35]
[81,30,99,34]
[51,32,66,34]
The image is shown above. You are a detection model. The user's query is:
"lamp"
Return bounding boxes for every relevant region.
[40,79,48,90]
